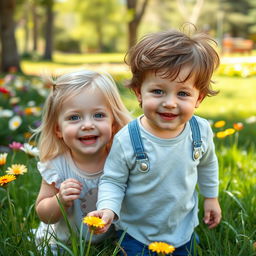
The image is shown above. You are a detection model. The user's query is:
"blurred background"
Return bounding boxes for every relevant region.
[0,0,256,74]
[0,1,256,255]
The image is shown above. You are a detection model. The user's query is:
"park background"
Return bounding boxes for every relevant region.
[0,0,256,255]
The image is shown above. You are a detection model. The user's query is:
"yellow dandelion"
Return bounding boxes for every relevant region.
[216,131,227,139]
[233,122,244,131]
[214,120,226,128]
[149,241,175,255]
[23,132,32,139]
[6,164,27,175]
[0,174,16,186]
[224,128,236,136]
[83,216,105,228]
[0,153,8,165]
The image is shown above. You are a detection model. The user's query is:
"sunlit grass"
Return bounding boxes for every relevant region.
[196,76,256,119]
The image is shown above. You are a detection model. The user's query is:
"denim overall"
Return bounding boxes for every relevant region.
[128,115,202,173]
[117,116,201,256]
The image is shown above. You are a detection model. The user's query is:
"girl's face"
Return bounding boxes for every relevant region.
[56,87,114,162]
[135,68,203,138]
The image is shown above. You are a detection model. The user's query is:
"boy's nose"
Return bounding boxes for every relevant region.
[162,95,177,108]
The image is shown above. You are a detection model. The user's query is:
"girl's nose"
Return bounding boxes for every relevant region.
[81,119,95,130]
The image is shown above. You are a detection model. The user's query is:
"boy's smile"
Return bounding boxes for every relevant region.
[135,68,203,139]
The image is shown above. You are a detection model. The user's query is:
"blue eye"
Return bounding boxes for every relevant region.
[152,89,164,95]
[178,91,189,97]
[69,115,80,121]
[94,113,105,118]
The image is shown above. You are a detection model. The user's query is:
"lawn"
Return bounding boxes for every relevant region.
[0,54,255,255]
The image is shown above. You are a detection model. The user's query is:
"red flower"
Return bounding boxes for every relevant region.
[0,87,10,94]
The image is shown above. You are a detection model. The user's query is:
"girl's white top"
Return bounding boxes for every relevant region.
[36,152,114,244]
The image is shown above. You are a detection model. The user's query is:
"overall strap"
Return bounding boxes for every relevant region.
[189,116,202,160]
[128,119,150,172]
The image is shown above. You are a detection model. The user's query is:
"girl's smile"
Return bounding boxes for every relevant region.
[56,87,114,165]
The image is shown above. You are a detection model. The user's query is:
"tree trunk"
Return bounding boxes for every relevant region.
[96,22,104,52]
[127,0,149,49]
[43,1,54,60]
[24,4,30,54]
[128,21,138,49]
[0,0,21,73]
[32,3,38,52]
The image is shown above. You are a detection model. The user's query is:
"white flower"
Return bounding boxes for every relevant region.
[0,109,13,118]
[28,100,36,107]
[245,116,256,124]
[21,143,39,157]
[9,115,22,130]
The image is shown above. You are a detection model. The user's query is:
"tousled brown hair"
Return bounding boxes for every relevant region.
[125,29,220,98]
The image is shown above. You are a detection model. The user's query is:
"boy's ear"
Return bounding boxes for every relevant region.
[55,125,62,138]
[134,88,142,103]
[195,93,205,108]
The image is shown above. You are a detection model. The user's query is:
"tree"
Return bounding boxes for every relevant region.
[41,0,54,60]
[0,0,21,73]
[75,0,120,52]
[126,0,149,49]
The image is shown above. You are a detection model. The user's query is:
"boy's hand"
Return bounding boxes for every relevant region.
[203,197,222,229]
[58,178,82,208]
[87,209,115,234]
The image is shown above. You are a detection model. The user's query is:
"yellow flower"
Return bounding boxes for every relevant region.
[225,128,236,136]
[0,175,16,186]
[214,120,226,128]
[0,153,8,165]
[149,242,175,255]
[23,132,32,139]
[216,131,227,139]
[6,164,27,175]
[83,216,105,228]
[233,122,244,131]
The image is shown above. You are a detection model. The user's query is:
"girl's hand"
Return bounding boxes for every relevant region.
[203,197,222,229]
[58,178,82,208]
[87,209,115,234]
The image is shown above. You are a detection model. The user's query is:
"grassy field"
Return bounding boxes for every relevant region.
[0,55,255,255]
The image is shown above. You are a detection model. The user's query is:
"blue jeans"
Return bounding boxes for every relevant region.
[117,231,198,256]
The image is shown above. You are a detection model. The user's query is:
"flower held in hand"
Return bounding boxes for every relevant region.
[83,216,105,228]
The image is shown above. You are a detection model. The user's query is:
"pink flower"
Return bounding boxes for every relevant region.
[9,141,23,151]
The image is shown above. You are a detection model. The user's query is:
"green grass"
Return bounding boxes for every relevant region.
[21,52,126,75]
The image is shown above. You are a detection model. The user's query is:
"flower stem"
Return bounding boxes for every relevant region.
[85,229,94,256]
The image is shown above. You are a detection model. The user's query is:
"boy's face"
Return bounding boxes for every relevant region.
[134,68,204,138]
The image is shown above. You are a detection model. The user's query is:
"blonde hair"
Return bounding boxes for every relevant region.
[125,29,220,97]
[34,70,131,162]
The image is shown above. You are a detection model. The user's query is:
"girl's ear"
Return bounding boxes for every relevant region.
[55,124,62,138]
[195,93,205,108]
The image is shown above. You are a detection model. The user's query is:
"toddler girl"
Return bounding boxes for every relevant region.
[34,70,131,254]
